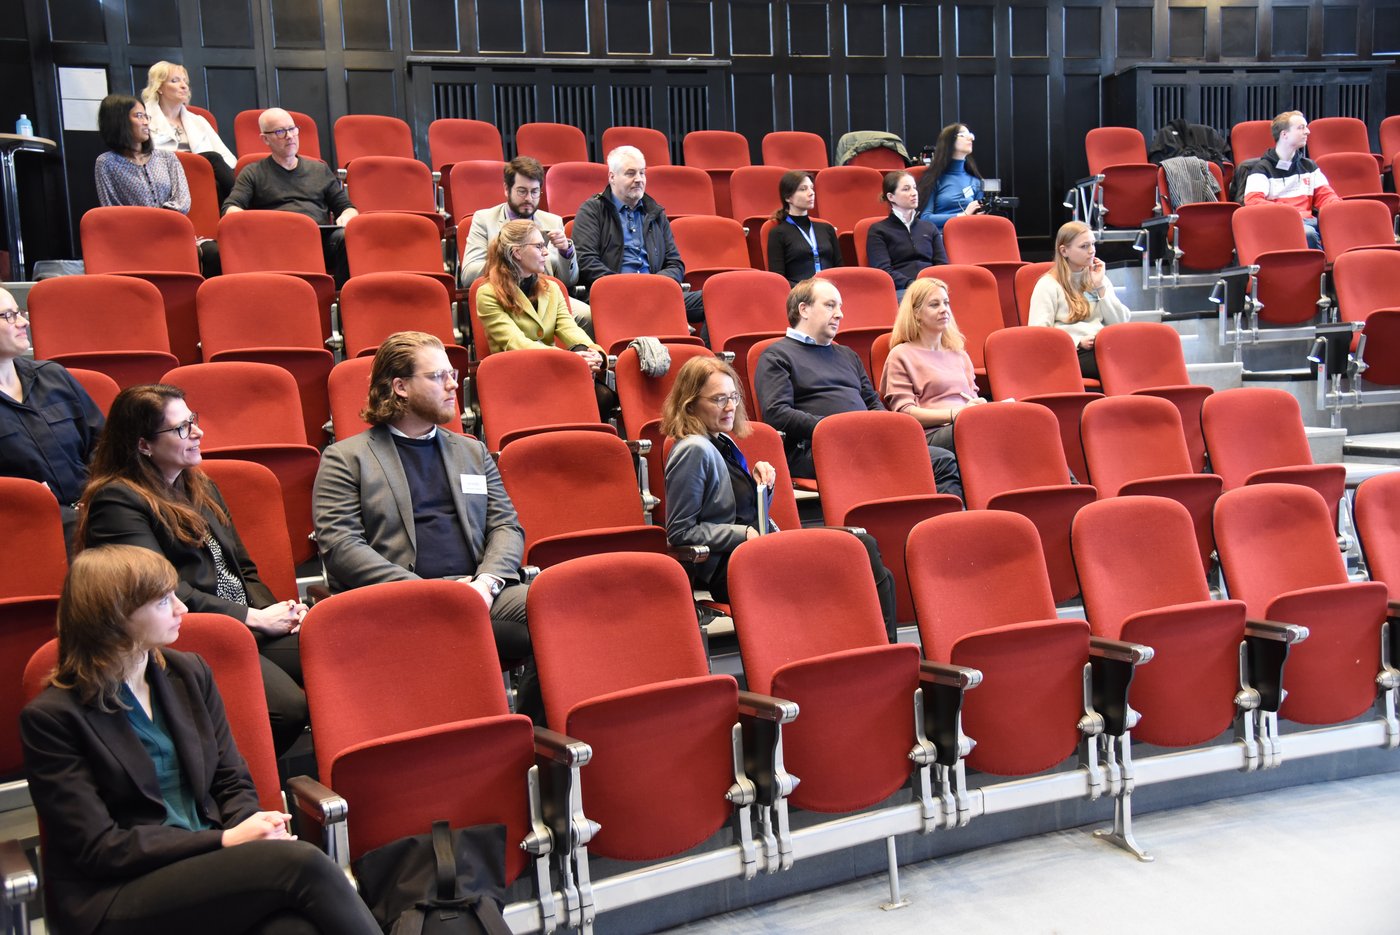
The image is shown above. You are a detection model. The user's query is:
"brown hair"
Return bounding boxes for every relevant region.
[1050,220,1093,324]
[917,123,982,211]
[504,155,544,187]
[77,384,227,549]
[484,219,551,320]
[50,545,177,710]
[882,170,914,210]
[890,277,966,352]
[661,356,752,440]
[362,331,446,425]
[785,277,827,327]
[1271,111,1303,142]
[771,170,813,222]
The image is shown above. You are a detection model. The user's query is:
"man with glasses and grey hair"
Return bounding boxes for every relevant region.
[222,107,358,282]
[312,330,541,718]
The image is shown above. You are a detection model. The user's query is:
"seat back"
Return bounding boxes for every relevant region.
[1215,484,1349,617]
[345,211,449,278]
[478,348,608,451]
[343,155,438,213]
[1094,321,1191,394]
[218,210,329,273]
[701,269,790,352]
[727,165,790,223]
[327,356,379,440]
[852,216,881,267]
[333,114,414,167]
[811,165,884,236]
[614,342,715,440]
[1201,387,1316,488]
[1308,116,1372,160]
[1318,200,1400,266]
[67,368,120,415]
[762,131,828,170]
[917,264,1002,371]
[196,272,324,354]
[28,275,173,361]
[954,401,1076,507]
[1,597,58,777]
[814,266,899,332]
[1381,116,1400,170]
[0,478,67,599]
[164,361,309,446]
[1079,395,1192,496]
[449,159,511,223]
[1013,261,1054,327]
[1085,126,1149,173]
[175,150,221,240]
[515,122,589,166]
[429,118,504,169]
[601,126,671,166]
[1333,247,1400,326]
[1315,151,1386,199]
[590,275,698,355]
[671,216,748,279]
[196,459,298,601]
[943,214,1022,264]
[984,325,1084,397]
[1232,202,1310,262]
[644,165,716,216]
[847,147,907,170]
[338,272,456,358]
[543,162,608,222]
[1356,472,1400,588]
[732,422,801,531]
[1230,120,1274,164]
[81,205,201,274]
[233,109,323,159]
[683,130,751,170]
[812,411,937,526]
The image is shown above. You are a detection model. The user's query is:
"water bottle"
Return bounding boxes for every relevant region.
[15,114,33,137]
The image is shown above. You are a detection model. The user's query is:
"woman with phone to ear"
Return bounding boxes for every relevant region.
[1027,221,1132,379]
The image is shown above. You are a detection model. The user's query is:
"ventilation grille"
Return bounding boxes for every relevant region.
[1246,84,1277,120]
[1152,85,1186,127]
[433,83,477,121]
[1292,84,1325,116]
[668,86,709,162]
[1336,81,1368,119]
[610,85,653,127]
[554,85,595,144]
[1198,84,1231,130]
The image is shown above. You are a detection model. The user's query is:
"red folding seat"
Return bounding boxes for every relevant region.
[908,510,1151,854]
[27,276,179,388]
[600,126,671,166]
[954,401,1098,602]
[477,347,617,452]
[1308,116,1383,171]
[163,361,320,564]
[851,216,879,267]
[1315,152,1400,218]
[233,109,323,159]
[812,165,884,262]
[846,147,907,170]
[499,430,667,568]
[984,326,1101,482]
[1231,203,1328,327]
[326,356,466,440]
[671,216,749,290]
[1154,161,1239,272]
[1355,472,1400,588]
[299,580,586,931]
[1215,484,1391,726]
[80,206,204,365]
[332,114,414,169]
[217,210,336,342]
[916,264,1002,388]
[1013,261,1054,328]
[941,215,1028,328]
[1084,127,1161,231]
[1201,387,1347,526]
[1079,396,1223,569]
[449,159,510,224]
[660,420,803,536]
[643,165,716,217]
[543,161,607,223]
[528,552,794,870]
[812,411,963,622]
[701,269,789,402]
[197,459,299,603]
[66,368,120,415]
[428,118,503,171]
[515,122,588,167]
[1073,497,1298,756]
[682,130,751,218]
[1094,321,1212,473]
[196,273,334,447]
[342,155,447,236]
[1381,116,1400,175]
[233,152,264,180]
[175,150,221,240]
[1229,120,1274,166]
[1317,200,1400,266]
[728,529,947,821]
[762,131,828,170]
[344,212,456,293]
[339,271,469,406]
[728,165,791,266]
[1331,247,1400,385]
[814,267,899,383]
[589,275,705,356]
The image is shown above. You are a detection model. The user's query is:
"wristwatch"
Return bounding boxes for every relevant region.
[479,574,506,599]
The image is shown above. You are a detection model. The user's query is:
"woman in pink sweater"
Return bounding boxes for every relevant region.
[879,276,987,451]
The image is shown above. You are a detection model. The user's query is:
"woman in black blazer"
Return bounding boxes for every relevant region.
[78,384,307,753]
[21,544,380,935]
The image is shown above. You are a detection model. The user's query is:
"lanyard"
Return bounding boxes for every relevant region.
[786,216,821,272]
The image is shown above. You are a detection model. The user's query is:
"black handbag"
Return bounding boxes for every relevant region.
[352,821,512,935]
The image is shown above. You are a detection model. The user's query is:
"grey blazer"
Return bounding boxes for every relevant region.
[664,433,777,586]
[313,424,525,593]
[458,203,579,288]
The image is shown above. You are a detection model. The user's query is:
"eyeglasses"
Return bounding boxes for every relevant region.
[956,130,975,139]
[131,111,150,122]
[263,125,299,139]
[518,241,549,252]
[154,413,200,439]
[0,309,28,324]
[704,393,741,407]
[511,187,542,198]
[415,369,460,385]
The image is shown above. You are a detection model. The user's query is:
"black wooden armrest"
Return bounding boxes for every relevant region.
[1245,619,1310,643]
[0,838,37,907]
[1388,600,1400,619]
[919,660,983,690]
[1242,619,1310,713]
[287,775,347,825]
[1089,636,1154,665]
[624,438,652,456]
[918,661,982,766]
[534,727,592,768]
[736,691,800,808]
[737,690,799,723]
[305,583,331,606]
[1088,637,1153,736]
[668,544,710,564]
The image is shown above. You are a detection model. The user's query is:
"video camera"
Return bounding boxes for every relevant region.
[979,178,1019,217]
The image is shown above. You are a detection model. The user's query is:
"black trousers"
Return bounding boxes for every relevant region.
[254,631,308,756]
[97,839,380,935]
[1077,344,1101,381]
[197,151,236,203]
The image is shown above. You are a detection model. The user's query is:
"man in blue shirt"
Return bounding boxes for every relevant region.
[571,145,706,327]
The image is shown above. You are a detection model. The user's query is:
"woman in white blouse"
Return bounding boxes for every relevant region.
[1027,221,1132,379]
[141,61,236,200]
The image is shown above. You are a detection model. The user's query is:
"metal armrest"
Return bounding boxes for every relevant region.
[1244,620,1309,643]
[518,565,541,585]
[623,438,652,456]
[717,350,736,364]
[531,729,596,931]
[305,583,331,606]
[737,690,799,724]
[1242,618,1309,713]
[918,661,982,766]
[1088,637,1154,736]
[287,774,349,868]
[736,691,800,814]
[533,727,592,768]
[1,837,38,919]
[823,524,868,537]
[668,544,710,564]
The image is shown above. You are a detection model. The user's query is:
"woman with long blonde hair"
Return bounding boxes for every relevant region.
[1027,220,1132,378]
[140,61,236,199]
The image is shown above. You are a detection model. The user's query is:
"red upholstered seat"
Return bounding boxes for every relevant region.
[1094,321,1212,473]
[477,347,617,452]
[1154,162,1239,272]
[590,275,704,357]
[815,267,899,383]
[1332,248,1400,386]
[1085,127,1161,230]
[27,276,179,389]
[701,269,788,403]
[344,212,456,294]
[917,263,1002,387]
[1356,473,1400,589]
[644,165,716,217]
[332,114,414,168]
[217,210,336,342]
[941,215,1028,329]
[601,126,671,166]
[342,156,446,235]
[762,131,828,171]
[671,216,748,289]
[1231,203,1328,327]
[234,109,322,159]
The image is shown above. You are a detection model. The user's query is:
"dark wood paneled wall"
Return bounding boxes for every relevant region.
[10,0,1400,262]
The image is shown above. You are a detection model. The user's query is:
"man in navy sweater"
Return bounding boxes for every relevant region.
[753,279,961,498]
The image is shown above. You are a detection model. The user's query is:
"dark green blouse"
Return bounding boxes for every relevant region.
[119,683,210,832]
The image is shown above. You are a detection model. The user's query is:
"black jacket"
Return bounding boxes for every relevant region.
[1149,119,1228,166]
[571,190,686,290]
[866,214,948,290]
[21,650,261,935]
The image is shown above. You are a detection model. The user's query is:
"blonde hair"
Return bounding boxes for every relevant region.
[141,61,187,111]
[1271,110,1303,142]
[362,331,445,425]
[661,357,752,440]
[51,546,177,711]
[890,277,965,352]
[1051,221,1093,324]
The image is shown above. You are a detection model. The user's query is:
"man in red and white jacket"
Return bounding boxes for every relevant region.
[1242,111,1341,250]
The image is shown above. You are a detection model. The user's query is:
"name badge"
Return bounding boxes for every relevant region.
[460,474,488,495]
[963,185,975,200]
